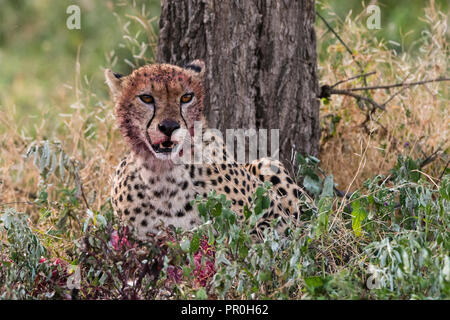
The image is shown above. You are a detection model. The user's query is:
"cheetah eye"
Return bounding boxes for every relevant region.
[139,94,154,104]
[180,93,194,104]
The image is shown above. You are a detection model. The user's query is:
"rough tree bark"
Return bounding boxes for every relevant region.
[157,0,320,164]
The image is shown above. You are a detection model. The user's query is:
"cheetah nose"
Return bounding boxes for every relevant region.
[158,119,180,137]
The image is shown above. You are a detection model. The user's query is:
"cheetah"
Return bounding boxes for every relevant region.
[105,60,307,240]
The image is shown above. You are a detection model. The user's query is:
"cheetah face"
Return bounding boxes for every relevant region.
[105,60,205,161]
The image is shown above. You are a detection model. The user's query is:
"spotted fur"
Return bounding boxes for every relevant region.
[106,61,306,240]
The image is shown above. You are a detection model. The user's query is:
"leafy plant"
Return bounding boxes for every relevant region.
[0,209,69,299]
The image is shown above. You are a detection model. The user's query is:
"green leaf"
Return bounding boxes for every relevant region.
[99,272,108,285]
[440,177,449,200]
[316,177,334,236]
[351,199,367,237]
[317,197,331,234]
[197,203,207,219]
[407,158,420,182]
[262,196,271,210]
[308,156,320,164]
[190,233,200,253]
[95,214,107,228]
[216,250,231,266]
[254,199,262,216]
[255,186,265,198]
[212,202,223,217]
[304,276,324,292]
[180,238,190,253]
[182,266,192,278]
[321,175,334,198]
[196,288,208,300]
[303,175,321,195]
[243,204,252,220]
[238,235,249,259]
[257,270,272,282]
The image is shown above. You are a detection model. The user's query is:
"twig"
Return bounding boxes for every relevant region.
[74,169,90,210]
[134,260,150,293]
[324,88,385,110]
[316,11,449,136]
[334,186,352,199]
[316,10,371,100]
[342,77,450,92]
[320,76,449,110]
[320,75,449,134]
[419,148,442,169]
[380,85,409,108]
[0,201,39,207]
[330,71,377,89]
[316,11,364,72]
[439,160,449,180]
[334,148,444,204]
[378,148,443,185]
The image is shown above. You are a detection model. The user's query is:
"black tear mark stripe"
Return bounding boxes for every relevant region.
[180,103,189,130]
[145,107,156,146]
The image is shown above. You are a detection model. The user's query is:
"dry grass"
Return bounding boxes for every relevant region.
[317,2,448,190]
[0,4,158,228]
[0,2,448,301]
[0,2,448,229]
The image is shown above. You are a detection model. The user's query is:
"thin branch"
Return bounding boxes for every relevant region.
[334,186,352,199]
[319,76,449,115]
[380,85,409,108]
[330,71,377,89]
[344,77,450,92]
[0,201,39,207]
[378,148,443,185]
[316,11,364,71]
[439,160,449,181]
[316,10,370,93]
[323,88,385,111]
[419,148,442,169]
[316,10,449,137]
[336,148,444,202]
[74,169,91,210]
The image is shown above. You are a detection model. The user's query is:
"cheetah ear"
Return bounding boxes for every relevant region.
[105,69,125,100]
[184,60,205,78]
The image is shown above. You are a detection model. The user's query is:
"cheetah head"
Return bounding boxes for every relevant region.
[105,60,206,162]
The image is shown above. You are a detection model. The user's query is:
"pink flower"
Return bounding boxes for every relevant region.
[52,258,62,266]
[193,237,216,287]
[110,228,130,250]
[0,258,12,268]
[164,236,216,288]
[38,257,68,285]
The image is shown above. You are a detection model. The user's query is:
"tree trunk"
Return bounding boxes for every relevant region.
[157,0,320,164]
